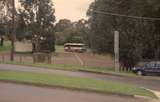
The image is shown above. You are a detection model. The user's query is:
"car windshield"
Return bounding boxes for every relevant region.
[155,62,160,68]
[144,63,155,68]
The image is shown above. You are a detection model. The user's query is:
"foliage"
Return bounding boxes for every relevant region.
[87,0,160,70]
[55,19,90,46]
[0,0,14,38]
[0,1,6,36]
[0,41,11,52]
[0,0,56,52]
[17,0,56,52]
[55,19,72,32]
[0,21,5,36]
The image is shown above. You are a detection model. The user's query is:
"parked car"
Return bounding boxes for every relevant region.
[132,61,160,76]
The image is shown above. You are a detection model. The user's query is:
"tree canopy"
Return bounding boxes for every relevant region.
[55,19,90,46]
[87,0,160,70]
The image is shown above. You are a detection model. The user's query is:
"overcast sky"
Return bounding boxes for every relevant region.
[54,0,93,21]
[16,0,93,22]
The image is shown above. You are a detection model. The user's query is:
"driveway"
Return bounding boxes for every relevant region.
[0,82,147,102]
[0,64,160,91]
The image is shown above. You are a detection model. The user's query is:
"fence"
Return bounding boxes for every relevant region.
[0,52,114,68]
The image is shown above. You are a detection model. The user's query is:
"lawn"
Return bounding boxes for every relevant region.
[55,45,64,53]
[5,61,141,78]
[0,71,157,99]
[0,41,11,52]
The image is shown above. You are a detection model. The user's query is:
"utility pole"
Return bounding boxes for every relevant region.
[114,31,120,71]
[11,0,16,61]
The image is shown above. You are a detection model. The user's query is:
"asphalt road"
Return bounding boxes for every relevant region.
[0,64,160,91]
[0,82,147,102]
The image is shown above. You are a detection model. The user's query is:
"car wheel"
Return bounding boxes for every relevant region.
[137,71,143,76]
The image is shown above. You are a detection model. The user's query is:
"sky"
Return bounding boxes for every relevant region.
[16,0,94,22]
[53,0,93,21]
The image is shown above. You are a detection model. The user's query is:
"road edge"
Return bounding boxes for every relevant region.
[78,69,160,81]
[2,63,160,81]
[0,80,142,98]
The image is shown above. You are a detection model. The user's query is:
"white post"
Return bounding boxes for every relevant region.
[114,31,120,71]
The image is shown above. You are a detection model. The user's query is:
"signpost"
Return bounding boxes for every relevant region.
[114,31,120,71]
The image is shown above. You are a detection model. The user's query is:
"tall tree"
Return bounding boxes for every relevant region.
[19,0,56,52]
[74,19,90,46]
[87,0,160,70]
[0,0,12,37]
[55,19,72,32]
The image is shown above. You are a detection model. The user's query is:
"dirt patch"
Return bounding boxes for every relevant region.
[76,53,114,68]
[0,52,114,68]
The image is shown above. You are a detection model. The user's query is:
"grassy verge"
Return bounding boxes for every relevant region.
[5,61,160,81]
[6,61,137,77]
[6,61,90,71]
[0,41,11,52]
[55,45,64,53]
[0,71,157,98]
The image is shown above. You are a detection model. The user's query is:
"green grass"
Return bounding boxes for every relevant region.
[5,61,160,81]
[0,41,11,52]
[5,61,126,74]
[0,71,157,98]
[5,61,140,77]
[6,61,88,71]
[55,45,64,53]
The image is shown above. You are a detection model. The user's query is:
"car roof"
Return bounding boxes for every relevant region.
[64,43,85,46]
[150,61,160,64]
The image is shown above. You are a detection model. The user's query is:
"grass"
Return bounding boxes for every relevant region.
[5,61,160,81]
[0,71,157,98]
[5,61,142,77]
[55,45,64,53]
[0,41,11,52]
[0,43,64,53]
[6,61,89,71]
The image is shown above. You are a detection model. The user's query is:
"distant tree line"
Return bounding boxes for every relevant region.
[87,0,160,70]
[55,19,90,46]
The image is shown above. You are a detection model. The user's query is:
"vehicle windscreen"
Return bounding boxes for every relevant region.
[144,63,155,68]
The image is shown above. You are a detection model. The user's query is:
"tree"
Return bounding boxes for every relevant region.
[55,19,72,32]
[55,19,90,46]
[56,19,88,45]
[87,0,160,70]
[15,10,27,40]
[55,19,73,45]
[0,0,8,45]
[0,0,8,36]
[19,0,56,52]
[74,19,91,47]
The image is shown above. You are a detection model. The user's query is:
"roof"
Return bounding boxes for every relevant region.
[64,43,85,46]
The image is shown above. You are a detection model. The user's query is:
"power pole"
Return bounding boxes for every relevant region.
[114,31,120,71]
[11,0,16,61]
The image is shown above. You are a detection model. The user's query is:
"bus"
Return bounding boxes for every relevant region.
[64,43,86,53]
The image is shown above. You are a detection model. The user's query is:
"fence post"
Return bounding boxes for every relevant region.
[2,54,5,63]
[19,55,22,63]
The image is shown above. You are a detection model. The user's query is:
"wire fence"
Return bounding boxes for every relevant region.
[0,52,114,68]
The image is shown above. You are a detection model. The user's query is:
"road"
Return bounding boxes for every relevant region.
[0,64,160,91]
[0,82,147,102]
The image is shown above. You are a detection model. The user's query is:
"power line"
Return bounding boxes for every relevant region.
[92,10,160,21]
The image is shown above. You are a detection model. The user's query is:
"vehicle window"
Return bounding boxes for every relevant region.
[144,63,155,68]
[155,63,160,68]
